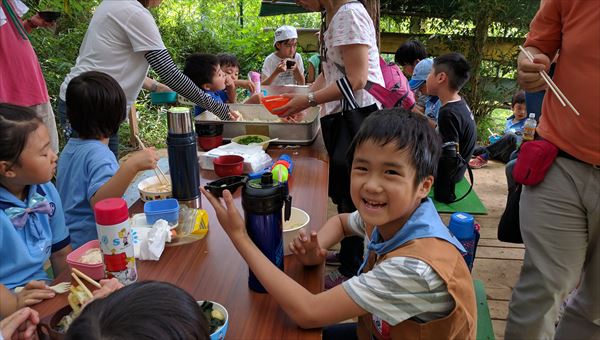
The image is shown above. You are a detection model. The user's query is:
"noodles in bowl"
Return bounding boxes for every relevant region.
[138,176,173,202]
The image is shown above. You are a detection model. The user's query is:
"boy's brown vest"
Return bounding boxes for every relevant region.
[357,237,477,340]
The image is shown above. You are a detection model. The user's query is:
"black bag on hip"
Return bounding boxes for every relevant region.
[320,77,378,203]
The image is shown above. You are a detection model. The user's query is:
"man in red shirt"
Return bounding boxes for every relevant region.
[506,0,600,338]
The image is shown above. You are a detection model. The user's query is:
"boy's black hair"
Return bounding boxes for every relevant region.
[184,53,220,88]
[432,52,471,91]
[511,90,526,107]
[66,71,126,139]
[66,281,210,340]
[0,103,44,167]
[347,109,442,186]
[394,40,428,66]
[217,53,239,69]
[274,39,295,51]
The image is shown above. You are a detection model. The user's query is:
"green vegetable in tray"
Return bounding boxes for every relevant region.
[237,135,264,145]
[200,301,225,333]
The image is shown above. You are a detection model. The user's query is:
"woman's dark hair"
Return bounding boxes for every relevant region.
[394,40,428,66]
[0,103,43,167]
[66,71,126,139]
[217,53,239,69]
[66,281,210,340]
[347,109,442,185]
[511,90,526,107]
[183,53,220,88]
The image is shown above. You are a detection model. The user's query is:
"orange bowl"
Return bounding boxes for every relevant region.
[261,95,290,115]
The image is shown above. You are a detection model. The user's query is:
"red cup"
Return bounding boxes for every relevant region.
[213,155,244,177]
[261,95,290,116]
[198,135,223,151]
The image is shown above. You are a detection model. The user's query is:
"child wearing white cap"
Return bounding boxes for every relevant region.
[262,25,305,86]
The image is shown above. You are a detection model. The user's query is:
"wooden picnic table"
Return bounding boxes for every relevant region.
[34,136,329,339]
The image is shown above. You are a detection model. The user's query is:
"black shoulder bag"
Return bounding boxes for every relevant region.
[434,142,474,203]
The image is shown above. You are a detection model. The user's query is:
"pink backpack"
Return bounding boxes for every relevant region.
[365,57,415,110]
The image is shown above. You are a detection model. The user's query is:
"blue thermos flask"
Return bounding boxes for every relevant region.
[448,212,479,271]
[166,107,201,209]
[242,172,291,293]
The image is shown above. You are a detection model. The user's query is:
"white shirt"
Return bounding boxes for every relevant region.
[0,0,28,27]
[322,2,384,115]
[59,0,165,105]
[261,52,304,86]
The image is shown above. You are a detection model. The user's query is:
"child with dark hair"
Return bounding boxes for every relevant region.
[470,90,527,168]
[262,25,305,86]
[56,71,159,249]
[217,53,258,103]
[203,109,476,339]
[184,53,230,117]
[0,103,71,317]
[426,52,477,183]
[394,40,428,77]
[66,281,210,340]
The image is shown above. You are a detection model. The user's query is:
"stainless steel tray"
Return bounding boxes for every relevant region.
[194,104,321,145]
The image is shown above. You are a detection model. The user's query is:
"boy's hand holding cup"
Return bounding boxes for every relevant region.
[289,230,326,266]
[275,60,287,74]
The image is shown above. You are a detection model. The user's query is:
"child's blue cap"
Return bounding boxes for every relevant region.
[408,58,434,91]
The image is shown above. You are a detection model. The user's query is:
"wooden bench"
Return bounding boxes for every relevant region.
[475,279,496,340]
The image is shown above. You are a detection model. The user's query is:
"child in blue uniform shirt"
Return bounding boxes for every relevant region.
[0,104,71,317]
[56,72,159,249]
[183,53,229,117]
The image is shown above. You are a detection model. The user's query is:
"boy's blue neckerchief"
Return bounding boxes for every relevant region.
[357,198,465,274]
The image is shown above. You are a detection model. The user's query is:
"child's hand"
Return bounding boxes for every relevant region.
[201,188,247,241]
[235,79,256,93]
[16,281,55,308]
[275,60,287,74]
[289,230,326,266]
[0,307,39,340]
[92,278,123,300]
[127,147,159,172]
[225,74,236,88]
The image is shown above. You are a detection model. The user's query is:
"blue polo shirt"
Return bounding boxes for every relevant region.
[0,183,70,289]
[194,90,226,116]
[504,116,526,135]
[57,139,119,249]
[425,96,441,121]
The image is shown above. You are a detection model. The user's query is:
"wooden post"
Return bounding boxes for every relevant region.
[362,0,380,47]
[128,104,139,148]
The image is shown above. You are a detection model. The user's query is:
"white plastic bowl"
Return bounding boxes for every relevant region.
[197,300,229,340]
[283,207,310,256]
[137,176,172,202]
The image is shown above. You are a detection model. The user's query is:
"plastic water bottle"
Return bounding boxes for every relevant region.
[448,212,478,271]
[248,71,261,96]
[522,113,537,142]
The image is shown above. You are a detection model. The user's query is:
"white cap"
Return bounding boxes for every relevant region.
[274,26,298,48]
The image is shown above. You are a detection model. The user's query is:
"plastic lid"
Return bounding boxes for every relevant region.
[448,212,475,239]
[94,198,129,226]
[242,172,285,214]
[528,113,536,118]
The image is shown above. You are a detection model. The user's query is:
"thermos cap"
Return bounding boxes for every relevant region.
[448,212,475,239]
[94,198,129,226]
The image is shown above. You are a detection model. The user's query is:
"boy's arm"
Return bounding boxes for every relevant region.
[203,189,366,328]
[262,60,287,85]
[50,245,72,278]
[90,148,158,207]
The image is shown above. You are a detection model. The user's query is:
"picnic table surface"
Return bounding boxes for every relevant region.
[34,135,330,339]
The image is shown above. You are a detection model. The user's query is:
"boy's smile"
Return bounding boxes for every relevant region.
[350,140,432,240]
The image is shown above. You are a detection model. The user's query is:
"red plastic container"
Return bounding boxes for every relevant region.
[198,135,223,151]
[261,95,290,115]
[66,240,105,280]
[213,155,244,177]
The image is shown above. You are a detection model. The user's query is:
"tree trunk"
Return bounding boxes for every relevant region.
[362,0,380,47]
[466,9,491,118]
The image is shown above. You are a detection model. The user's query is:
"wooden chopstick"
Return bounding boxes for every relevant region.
[71,272,94,299]
[134,135,170,185]
[72,267,102,289]
[518,46,580,116]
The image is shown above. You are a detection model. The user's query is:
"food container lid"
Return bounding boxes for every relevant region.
[94,198,129,226]
[448,212,475,239]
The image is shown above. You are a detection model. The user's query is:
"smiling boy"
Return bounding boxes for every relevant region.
[203,109,476,339]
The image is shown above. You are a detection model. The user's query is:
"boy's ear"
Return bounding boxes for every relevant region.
[436,71,447,84]
[417,175,434,199]
[0,161,16,178]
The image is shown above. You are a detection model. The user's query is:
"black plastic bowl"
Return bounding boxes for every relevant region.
[38,11,61,22]
[205,176,247,198]
[195,122,224,137]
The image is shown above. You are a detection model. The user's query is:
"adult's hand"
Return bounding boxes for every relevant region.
[272,93,309,120]
[517,49,551,92]
[0,307,39,340]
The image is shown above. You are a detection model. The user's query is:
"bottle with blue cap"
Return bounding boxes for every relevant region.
[448,212,479,271]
